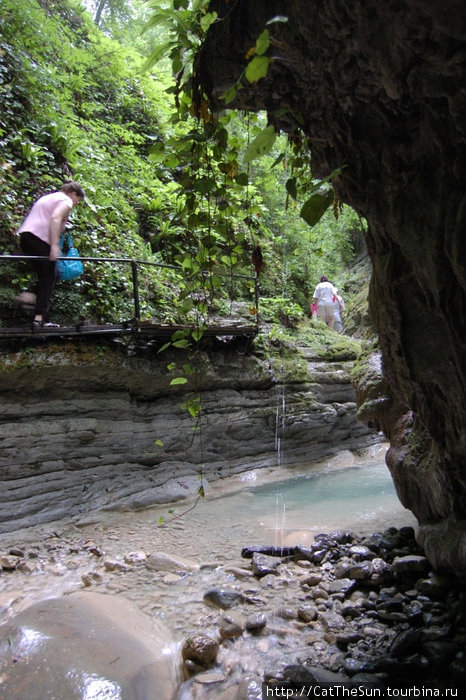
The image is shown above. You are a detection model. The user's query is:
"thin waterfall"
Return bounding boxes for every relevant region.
[274,381,286,466]
[274,379,287,548]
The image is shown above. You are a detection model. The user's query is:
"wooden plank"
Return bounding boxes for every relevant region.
[0,322,258,340]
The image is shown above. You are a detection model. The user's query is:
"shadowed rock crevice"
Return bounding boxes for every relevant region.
[197,0,466,574]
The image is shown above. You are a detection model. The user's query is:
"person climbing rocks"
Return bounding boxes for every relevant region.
[16,181,85,328]
[312,275,336,329]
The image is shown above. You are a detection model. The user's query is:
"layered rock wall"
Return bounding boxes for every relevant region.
[0,338,377,533]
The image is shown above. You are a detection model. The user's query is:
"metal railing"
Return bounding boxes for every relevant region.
[0,254,260,330]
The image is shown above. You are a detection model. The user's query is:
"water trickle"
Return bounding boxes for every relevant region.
[274,380,287,550]
[274,382,286,465]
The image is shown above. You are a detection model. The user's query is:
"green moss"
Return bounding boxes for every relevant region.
[0,338,118,372]
[294,320,361,360]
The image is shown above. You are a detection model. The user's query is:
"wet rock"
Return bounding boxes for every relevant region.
[181,634,219,667]
[203,588,245,609]
[334,559,352,578]
[392,555,431,579]
[224,566,253,579]
[294,544,326,564]
[241,545,296,558]
[335,631,363,651]
[404,601,424,626]
[349,545,375,561]
[348,561,373,580]
[104,558,131,572]
[81,571,103,586]
[319,610,346,631]
[219,610,245,639]
[216,685,241,700]
[124,551,146,565]
[422,623,453,641]
[275,606,297,620]
[369,557,393,585]
[245,611,267,632]
[417,575,452,599]
[299,572,323,587]
[308,585,329,600]
[1,554,21,570]
[343,657,376,675]
[284,664,349,684]
[297,603,318,622]
[389,629,423,657]
[0,592,180,699]
[329,530,355,545]
[328,578,356,595]
[145,551,199,573]
[251,552,280,578]
[194,670,227,684]
[237,676,263,699]
[17,560,37,574]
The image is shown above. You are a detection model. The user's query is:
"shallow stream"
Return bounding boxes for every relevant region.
[0,444,417,697]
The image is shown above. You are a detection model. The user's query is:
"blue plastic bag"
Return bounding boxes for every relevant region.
[56,233,83,282]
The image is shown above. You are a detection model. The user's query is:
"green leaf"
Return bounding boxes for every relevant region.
[286,177,297,200]
[244,125,276,163]
[172,339,190,348]
[170,377,188,385]
[271,151,286,168]
[167,363,177,371]
[255,29,270,56]
[191,328,204,341]
[300,190,335,227]
[236,172,249,186]
[222,84,238,105]
[155,439,164,446]
[245,55,270,83]
[200,11,217,33]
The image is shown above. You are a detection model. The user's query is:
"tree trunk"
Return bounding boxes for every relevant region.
[94,0,108,27]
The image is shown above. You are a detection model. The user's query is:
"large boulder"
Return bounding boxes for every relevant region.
[0,592,181,699]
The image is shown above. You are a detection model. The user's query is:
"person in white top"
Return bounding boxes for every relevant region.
[17,181,85,327]
[312,275,337,329]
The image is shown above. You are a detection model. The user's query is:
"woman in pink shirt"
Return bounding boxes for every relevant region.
[17,181,85,327]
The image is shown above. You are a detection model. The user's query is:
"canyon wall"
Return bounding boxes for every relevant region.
[0,336,377,533]
[197,0,466,576]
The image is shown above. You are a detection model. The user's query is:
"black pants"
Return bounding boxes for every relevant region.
[20,232,56,321]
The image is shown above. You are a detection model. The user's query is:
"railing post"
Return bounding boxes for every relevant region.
[254,272,260,331]
[131,260,140,325]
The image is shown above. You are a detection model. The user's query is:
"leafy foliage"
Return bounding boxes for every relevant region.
[0,0,363,332]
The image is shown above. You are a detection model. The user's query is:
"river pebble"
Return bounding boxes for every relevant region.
[1,521,464,695]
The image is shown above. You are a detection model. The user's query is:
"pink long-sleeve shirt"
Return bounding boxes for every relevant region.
[17,191,72,244]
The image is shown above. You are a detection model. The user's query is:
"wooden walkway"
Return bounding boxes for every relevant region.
[0,320,258,340]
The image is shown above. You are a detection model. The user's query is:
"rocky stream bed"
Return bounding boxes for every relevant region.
[1,507,464,698]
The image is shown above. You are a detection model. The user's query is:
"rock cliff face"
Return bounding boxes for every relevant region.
[0,337,377,533]
[197,1,466,574]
